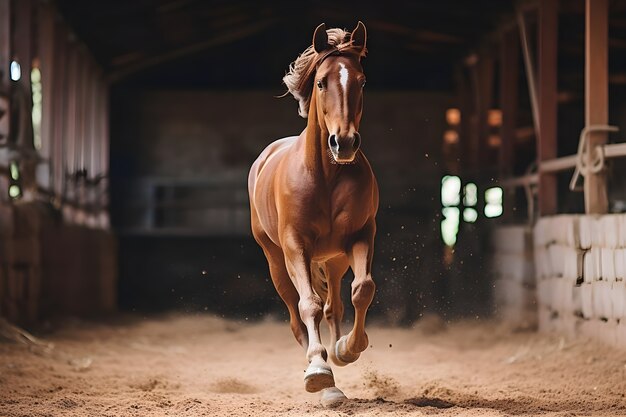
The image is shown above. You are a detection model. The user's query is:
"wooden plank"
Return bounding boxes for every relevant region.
[500,28,519,218]
[584,0,609,214]
[538,0,559,215]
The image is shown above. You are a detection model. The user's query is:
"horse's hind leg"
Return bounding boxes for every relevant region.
[255,232,308,348]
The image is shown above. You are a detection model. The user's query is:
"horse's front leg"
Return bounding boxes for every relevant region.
[283,233,334,393]
[336,222,376,365]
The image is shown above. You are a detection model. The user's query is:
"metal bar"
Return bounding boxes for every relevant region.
[603,142,626,159]
[516,9,540,135]
[584,0,609,214]
[500,173,538,188]
[500,28,520,218]
[539,155,577,173]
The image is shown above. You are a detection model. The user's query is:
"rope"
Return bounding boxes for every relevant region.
[569,125,619,191]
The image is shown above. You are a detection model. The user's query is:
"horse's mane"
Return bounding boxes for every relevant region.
[282,28,365,118]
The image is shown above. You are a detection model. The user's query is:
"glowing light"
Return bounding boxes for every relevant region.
[463,183,477,207]
[9,161,19,180]
[446,108,461,126]
[443,130,459,145]
[441,207,460,246]
[31,67,42,149]
[488,134,502,148]
[485,187,503,218]
[488,109,502,127]
[441,175,461,206]
[9,185,20,198]
[10,61,21,81]
[463,208,478,223]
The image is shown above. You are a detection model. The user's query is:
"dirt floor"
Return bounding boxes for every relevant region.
[1,314,626,416]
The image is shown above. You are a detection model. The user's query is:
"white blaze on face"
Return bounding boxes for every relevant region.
[339,62,349,93]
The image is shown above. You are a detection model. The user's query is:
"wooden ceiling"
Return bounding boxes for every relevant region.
[55,0,515,89]
[54,0,626,90]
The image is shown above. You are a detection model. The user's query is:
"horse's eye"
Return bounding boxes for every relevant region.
[317,80,323,90]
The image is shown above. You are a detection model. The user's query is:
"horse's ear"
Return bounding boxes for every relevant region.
[351,21,367,50]
[313,23,328,53]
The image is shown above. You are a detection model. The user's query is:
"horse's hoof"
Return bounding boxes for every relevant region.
[320,387,347,408]
[333,335,360,366]
[304,362,335,393]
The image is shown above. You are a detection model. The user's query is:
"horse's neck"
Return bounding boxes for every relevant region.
[301,93,335,178]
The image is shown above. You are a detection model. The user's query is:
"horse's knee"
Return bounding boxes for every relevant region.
[351,276,375,307]
[299,293,323,323]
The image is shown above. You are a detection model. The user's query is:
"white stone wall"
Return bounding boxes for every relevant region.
[492,225,536,328]
[534,214,626,346]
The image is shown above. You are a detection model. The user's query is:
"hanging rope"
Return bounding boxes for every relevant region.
[569,125,619,191]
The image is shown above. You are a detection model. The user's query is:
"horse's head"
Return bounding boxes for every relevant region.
[312,22,367,164]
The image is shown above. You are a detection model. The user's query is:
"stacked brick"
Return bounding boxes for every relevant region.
[492,225,537,328]
[534,214,626,346]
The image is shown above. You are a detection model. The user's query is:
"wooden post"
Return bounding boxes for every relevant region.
[0,0,10,92]
[477,55,494,175]
[500,29,519,218]
[14,0,31,100]
[584,0,609,214]
[538,0,559,216]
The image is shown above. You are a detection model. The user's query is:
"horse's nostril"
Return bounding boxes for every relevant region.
[353,133,361,150]
[329,134,338,149]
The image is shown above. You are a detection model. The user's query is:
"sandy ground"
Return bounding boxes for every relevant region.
[1,314,626,416]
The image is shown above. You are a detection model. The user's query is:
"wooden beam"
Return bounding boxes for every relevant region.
[537,0,559,216]
[500,28,519,218]
[108,19,276,83]
[584,0,609,214]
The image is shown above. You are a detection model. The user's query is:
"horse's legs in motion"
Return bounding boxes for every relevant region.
[336,224,376,364]
[283,233,334,392]
[255,231,308,348]
[322,256,350,366]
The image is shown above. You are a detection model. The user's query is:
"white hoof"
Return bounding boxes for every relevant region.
[320,387,347,408]
[304,361,335,393]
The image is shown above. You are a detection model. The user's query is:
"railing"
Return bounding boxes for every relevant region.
[500,125,625,222]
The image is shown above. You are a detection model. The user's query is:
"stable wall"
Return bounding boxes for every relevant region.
[0,202,116,325]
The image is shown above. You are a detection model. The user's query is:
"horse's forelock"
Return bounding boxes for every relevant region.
[282,28,354,118]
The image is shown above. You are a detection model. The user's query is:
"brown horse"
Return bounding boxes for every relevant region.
[248,22,378,406]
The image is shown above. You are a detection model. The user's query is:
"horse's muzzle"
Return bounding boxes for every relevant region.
[328,133,361,164]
